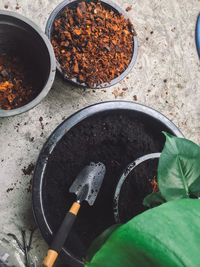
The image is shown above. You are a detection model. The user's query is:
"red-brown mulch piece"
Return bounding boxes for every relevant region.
[150,177,159,192]
[0,54,36,110]
[52,1,136,87]
[126,6,132,12]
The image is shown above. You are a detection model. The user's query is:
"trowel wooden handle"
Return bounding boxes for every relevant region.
[43,202,81,267]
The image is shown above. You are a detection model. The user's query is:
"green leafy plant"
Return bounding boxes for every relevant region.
[142,191,165,208]
[85,133,200,267]
[85,199,200,267]
[143,132,200,207]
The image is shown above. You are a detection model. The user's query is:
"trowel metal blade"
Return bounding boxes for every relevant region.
[69,162,106,206]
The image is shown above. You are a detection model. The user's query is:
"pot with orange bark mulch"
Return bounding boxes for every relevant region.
[46,0,138,88]
[0,54,37,111]
[0,11,56,117]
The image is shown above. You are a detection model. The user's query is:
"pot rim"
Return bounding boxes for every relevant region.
[32,100,184,266]
[0,10,56,117]
[45,0,138,89]
[196,14,200,57]
[113,152,161,223]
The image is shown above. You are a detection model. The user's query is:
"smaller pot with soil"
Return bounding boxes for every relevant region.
[46,0,138,88]
[0,11,56,117]
[113,153,160,224]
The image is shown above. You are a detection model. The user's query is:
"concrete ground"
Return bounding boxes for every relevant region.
[0,0,199,266]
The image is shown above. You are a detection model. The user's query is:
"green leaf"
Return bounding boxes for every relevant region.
[158,132,200,201]
[143,191,166,208]
[85,224,120,263]
[85,199,200,267]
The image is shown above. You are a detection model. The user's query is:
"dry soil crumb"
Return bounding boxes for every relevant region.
[119,92,125,97]
[22,163,35,175]
[133,95,137,101]
[177,83,183,88]
[6,187,14,193]
[39,117,44,130]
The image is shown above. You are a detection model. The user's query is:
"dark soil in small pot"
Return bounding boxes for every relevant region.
[32,101,183,266]
[45,0,138,88]
[0,11,56,117]
[114,153,160,224]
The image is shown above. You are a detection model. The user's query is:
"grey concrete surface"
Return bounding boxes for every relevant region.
[0,0,199,265]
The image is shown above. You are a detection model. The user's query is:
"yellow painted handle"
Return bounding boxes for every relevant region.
[42,202,81,267]
[43,249,58,267]
[69,202,80,215]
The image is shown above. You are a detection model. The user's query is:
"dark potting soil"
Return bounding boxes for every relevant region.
[118,158,158,223]
[42,110,169,262]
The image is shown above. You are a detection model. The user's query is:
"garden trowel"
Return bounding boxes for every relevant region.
[43,162,106,267]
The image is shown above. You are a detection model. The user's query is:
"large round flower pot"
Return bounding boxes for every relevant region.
[32,101,183,266]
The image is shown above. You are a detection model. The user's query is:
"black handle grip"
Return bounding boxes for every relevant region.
[51,211,76,253]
